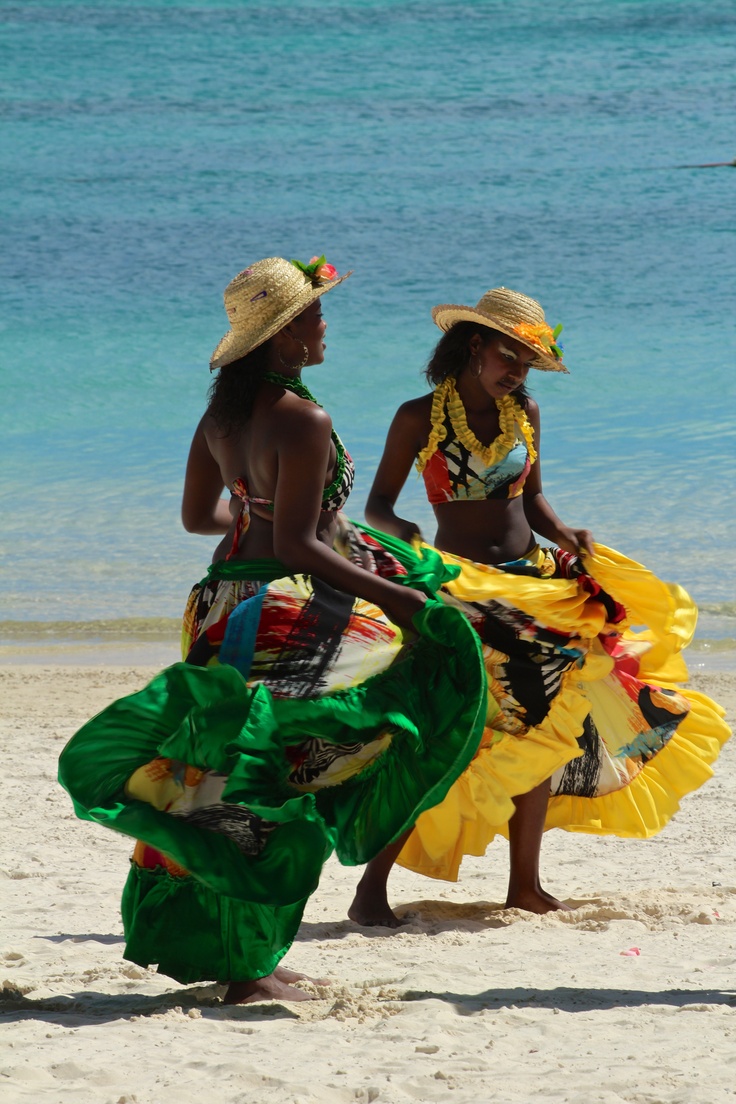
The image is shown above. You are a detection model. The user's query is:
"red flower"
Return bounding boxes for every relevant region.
[292,255,340,281]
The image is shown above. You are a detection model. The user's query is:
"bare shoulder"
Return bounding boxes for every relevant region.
[197,411,224,453]
[392,392,433,428]
[397,392,433,416]
[270,390,333,447]
[523,396,541,426]
[370,392,434,464]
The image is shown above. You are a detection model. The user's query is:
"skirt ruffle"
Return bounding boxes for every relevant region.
[382,538,731,881]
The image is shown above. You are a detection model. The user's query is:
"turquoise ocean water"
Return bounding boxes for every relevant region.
[1,0,734,661]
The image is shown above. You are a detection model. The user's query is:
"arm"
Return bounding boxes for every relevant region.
[521,401,595,557]
[364,400,427,543]
[181,417,233,534]
[271,404,426,629]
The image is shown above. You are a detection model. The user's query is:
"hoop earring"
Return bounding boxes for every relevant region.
[278,340,309,371]
[471,357,482,378]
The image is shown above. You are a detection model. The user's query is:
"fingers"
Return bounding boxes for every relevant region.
[576,530,595,558]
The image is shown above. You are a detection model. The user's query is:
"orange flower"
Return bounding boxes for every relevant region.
[513,321,564,360]
[513,321,555,349]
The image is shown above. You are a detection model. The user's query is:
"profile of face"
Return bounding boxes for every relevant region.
[281,300,328,367]
[469,332,536,398]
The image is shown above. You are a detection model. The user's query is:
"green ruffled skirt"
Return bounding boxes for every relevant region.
[58,536,487,984]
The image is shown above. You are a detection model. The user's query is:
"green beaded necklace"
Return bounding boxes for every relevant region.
[263,372,347,502]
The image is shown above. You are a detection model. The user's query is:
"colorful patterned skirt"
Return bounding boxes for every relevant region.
[58,524,488,984]
[383,536,731,881]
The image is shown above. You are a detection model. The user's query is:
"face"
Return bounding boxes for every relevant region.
[284,299,327,366]
[470,333,536,398]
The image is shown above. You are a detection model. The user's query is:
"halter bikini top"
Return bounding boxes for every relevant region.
[226,372,355,560]
[416,377,537,505]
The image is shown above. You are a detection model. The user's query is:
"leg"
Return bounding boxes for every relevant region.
[347,829,412,928]
[504,777,572,914]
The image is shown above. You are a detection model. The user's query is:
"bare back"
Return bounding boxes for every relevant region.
[200,381,341,562]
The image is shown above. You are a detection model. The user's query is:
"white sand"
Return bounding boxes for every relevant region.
[1,664,734,1104]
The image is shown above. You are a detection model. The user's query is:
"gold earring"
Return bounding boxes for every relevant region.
[279,340,309,371]
[471,357,482,378]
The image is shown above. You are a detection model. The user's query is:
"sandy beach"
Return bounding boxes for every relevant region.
[0,661,733,1103]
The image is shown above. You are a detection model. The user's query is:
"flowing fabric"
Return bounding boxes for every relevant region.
[58,524,488,983]
[344,530,730,881]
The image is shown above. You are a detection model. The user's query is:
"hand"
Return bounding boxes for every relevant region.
[379,585,428,631]
[557,527,595,558]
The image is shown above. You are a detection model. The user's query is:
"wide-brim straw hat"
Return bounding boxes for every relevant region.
[431,286,567,372]
[210,256,352,370]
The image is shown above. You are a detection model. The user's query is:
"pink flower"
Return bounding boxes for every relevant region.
[293,255,340,281]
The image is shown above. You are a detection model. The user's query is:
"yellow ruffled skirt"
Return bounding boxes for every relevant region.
[397,542,731,880]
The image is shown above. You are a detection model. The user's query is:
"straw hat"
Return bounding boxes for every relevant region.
[210,256,352,370]
[432,286,567,372]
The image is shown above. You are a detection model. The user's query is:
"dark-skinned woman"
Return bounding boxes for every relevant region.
[59,257,488,1003]
[348,286,730,928]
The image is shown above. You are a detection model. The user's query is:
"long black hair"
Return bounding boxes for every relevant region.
[206,341,271,436]
[424,322,530,407]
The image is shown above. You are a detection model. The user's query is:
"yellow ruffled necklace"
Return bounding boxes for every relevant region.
[416,375,537,473]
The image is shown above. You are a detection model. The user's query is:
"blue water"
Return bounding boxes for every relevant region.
[1,0,735,644]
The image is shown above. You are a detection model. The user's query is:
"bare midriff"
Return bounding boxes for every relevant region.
[433,497,534,566]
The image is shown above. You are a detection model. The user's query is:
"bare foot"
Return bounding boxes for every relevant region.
[273,964,330,987]
[348,893,407,929]
[223,974,316,1004]
[347,832,413,928]
[504,887,574,915]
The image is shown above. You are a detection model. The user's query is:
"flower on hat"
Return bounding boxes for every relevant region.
[291,255,340,284]
[513,321,564,360]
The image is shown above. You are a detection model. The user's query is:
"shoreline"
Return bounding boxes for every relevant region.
[0,641,182,667]
[2,639,735,671]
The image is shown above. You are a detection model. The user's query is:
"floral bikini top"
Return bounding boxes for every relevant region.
[416,376,537,505]
[226,372,355,561]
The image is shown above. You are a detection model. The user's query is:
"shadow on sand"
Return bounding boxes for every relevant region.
[3,979,734,1027]
[297,897,546,941]
[0,982,302,1026]
[400,984,736,1014]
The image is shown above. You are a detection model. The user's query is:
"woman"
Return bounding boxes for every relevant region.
[349,285,730,926]
[58,257,488,1003]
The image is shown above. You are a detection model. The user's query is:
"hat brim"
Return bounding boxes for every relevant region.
[431,303,568,373]
[210,271,352,371]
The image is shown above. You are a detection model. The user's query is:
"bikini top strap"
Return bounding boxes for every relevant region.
[225,478,274,561]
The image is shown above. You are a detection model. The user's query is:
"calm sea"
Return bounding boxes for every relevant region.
[1,0,734,662]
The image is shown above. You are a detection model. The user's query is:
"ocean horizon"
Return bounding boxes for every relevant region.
[1,0,734,655]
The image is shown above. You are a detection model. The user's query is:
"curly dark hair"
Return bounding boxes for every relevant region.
[424,322,530,407]
[206,341,272,436]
